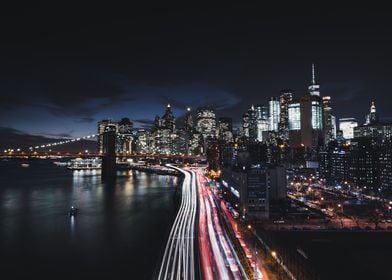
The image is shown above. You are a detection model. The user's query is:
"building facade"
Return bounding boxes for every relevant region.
[196,108,216,140]
[339,118,358,140]
[221,166,270,221]
[279,89,293,142]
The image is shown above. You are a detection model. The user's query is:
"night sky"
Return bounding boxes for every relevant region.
[1,3,392,144]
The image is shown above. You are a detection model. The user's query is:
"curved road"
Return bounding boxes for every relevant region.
[158,165,198,280]
[195,168,244,280]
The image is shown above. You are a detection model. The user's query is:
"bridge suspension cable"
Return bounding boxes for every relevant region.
[2,133,97,154]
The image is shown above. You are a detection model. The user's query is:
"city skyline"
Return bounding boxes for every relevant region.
[2,4,392,279]
[0,89,383,152]
[0,63,390,139]
[2,4,392,140]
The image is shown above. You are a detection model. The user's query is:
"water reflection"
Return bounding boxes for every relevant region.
[0,160,177,279]
[69,215,75,238]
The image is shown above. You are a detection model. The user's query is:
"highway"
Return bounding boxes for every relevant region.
[218,197,267,280]
[194,168,244,280]
[158,165,197,280]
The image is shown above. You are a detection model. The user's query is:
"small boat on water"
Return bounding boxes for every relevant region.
[53,161,68,167]
[21,163,30,168]
[68,206,79,216]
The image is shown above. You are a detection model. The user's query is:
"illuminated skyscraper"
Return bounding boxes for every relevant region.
[311,100,323,130]
[135,129,152,154]
[255,104,269,142]
[354,101,392,139]
[288,102,301,131]
[117,118,134,155]
[365,100,379,125]
[289,94,323,157]
[331,115,337,139]
[196,108,216,140]
[181,107,194,154]
[322,96,334,143]
[379,139,392,192]
[162,104,175,131]
[218,117,233,133]
[279,89,293,142]
[242,112,250,138]
[248,105,257,140]
[349,138,379,189]
[255,104,269,120]
[288,65,324,157]
[268,97,280,132]
[218,117,233,142]
[184,107,193,132]
[339,118,358,140]
[154,104,176,154]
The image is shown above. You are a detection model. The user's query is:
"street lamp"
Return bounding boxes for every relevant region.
[337,203,343,214]
[337,203,344,228]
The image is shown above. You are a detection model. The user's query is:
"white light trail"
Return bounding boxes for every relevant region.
[158,166,197,280]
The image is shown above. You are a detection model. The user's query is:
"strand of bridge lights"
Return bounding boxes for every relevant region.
[2,134,96,153]
[29,134,97,150]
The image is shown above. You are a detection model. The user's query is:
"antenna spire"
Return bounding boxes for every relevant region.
[312,63,316,85]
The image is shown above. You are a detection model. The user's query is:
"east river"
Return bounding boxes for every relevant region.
[0,159,178,279]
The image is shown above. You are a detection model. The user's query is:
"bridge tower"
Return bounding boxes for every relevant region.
[102,124,117,178]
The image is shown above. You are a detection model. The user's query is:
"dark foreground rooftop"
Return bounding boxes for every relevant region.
[258,230,392,280]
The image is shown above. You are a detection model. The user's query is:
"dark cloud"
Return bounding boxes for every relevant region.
[76,117,96,123]
[0,68,138,120]
[0,126,59,149]
[323,80,368,102]
[133,119,154,129]
[0,127,25,136]
[38,131,74,139]
[134,119,154,125]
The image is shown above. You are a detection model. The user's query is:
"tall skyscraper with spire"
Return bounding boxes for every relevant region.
[308,63,320,96]
[288,63,324,159]
[162,103,175,131]
[364,100,377,125]
[368,100,379,124]
[184,107,193,132]
[355,99,392,139]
